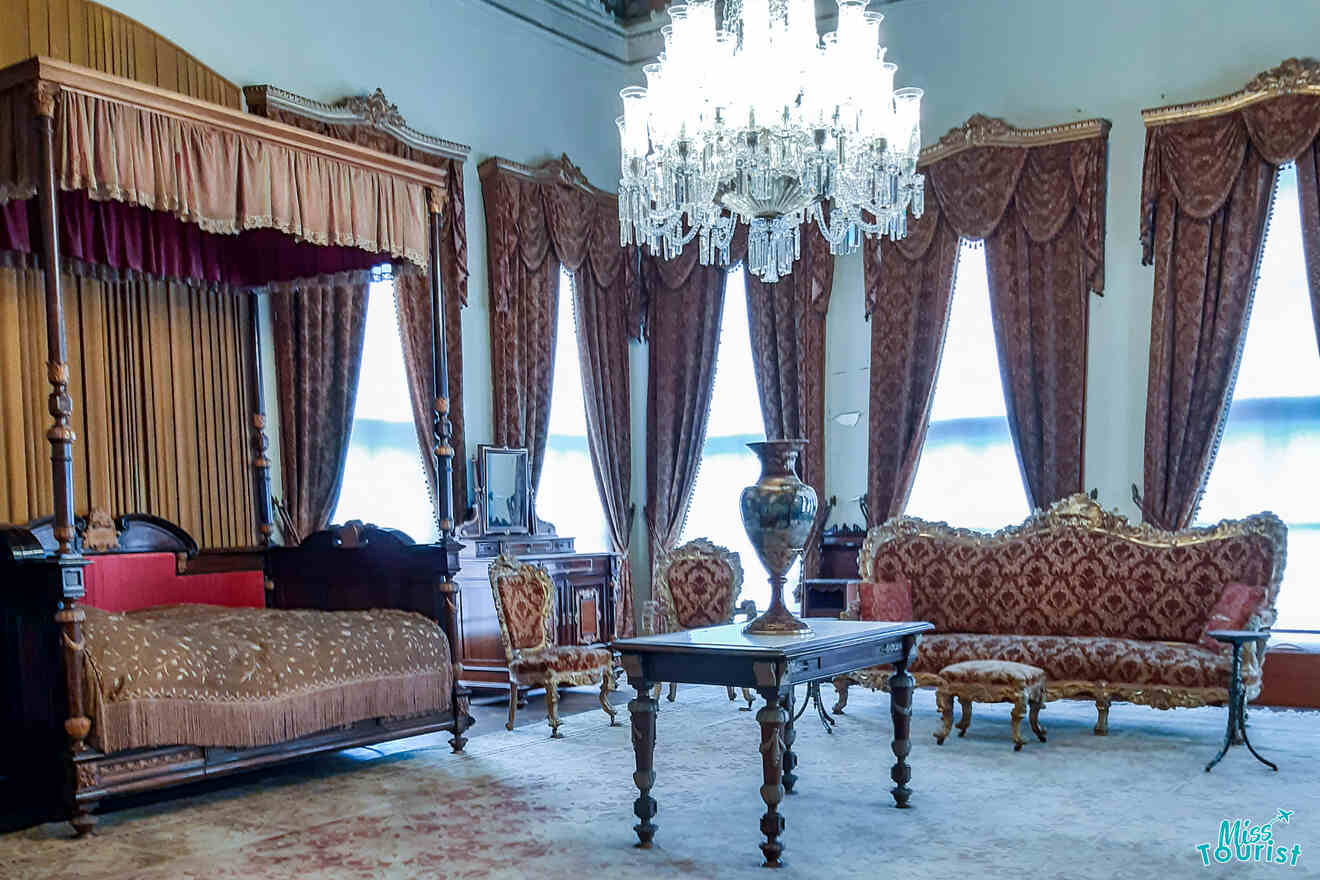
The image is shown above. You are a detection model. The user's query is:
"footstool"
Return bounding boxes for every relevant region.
[934,660,1047,751]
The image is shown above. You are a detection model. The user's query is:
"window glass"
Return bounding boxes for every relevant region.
[1198,164,1320,632]
[535,268,612,551]
[906,240,1029,530]
[680,266,780,612]
[332,276,438,543]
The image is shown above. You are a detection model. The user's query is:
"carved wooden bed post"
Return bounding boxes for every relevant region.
[33,78,96,835]
[247,292,275,546]
[429,189,473,751]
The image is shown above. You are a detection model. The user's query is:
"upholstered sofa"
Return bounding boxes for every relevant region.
[832,495,1286,733]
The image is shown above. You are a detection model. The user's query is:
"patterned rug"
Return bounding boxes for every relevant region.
[2,685,1317,879]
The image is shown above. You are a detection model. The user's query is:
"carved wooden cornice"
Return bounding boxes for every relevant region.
[919,113,1111,166]
[1142,57,1320,126]
[241,84,471,163]
[478,153,616,201]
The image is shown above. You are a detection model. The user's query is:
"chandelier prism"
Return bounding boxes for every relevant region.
[616,0,924,282]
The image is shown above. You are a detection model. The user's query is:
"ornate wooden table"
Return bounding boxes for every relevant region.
[613,619,932,867]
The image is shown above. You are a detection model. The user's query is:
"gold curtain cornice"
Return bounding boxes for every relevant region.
[920,113,1111,167]
[1142,57,1320,126]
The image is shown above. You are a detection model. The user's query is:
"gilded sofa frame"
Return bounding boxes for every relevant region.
[837,494,1287,731]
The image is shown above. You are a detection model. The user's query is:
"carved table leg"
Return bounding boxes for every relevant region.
[955,697,973,737]
[780,689,798,795]
[889,640,915,809]
[756,688,788,867]
[831,676,850,714]
[1028,691,1046,743]
[934,690,954,745]
[667,681,678,702]
[629,686,659,847]
[1094,695,1111,736]
[1010,697,1027,751]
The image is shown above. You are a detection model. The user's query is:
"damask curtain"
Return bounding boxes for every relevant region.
[864,116,1108,521]
[574,262,638,637]
[393,266,467,526]
[644,247,727,563]
[482,157,640,634]
[864,184,962,521]
[744,224,833,576]
[1300,140,1320,353]
[1140,84,1320,529]
[270,271,371,540]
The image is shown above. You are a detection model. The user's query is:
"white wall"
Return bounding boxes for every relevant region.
[825,0,1320,524]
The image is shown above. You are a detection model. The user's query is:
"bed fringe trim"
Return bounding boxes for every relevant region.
[89,671,452,753]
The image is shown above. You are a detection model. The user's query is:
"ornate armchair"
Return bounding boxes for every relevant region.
[489,555,618,737]
[645,538,756,707]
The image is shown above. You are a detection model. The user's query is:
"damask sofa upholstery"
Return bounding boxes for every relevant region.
[833,495,1286,733]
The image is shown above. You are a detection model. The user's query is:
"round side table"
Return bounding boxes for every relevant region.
[1204,629,1277,773]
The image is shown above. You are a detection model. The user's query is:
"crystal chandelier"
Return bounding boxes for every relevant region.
[616,0,924,282]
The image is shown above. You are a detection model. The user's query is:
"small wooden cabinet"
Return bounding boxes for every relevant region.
[454,534,617,691]
[801,526,865,618]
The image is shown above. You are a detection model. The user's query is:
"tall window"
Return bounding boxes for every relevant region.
[332,274,438,542]
[906,240,1029,529]
[680,266,776,611]
[535,267,611,551]
[1198,163,1320,634]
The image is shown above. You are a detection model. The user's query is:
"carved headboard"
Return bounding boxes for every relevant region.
[22,509,198,558]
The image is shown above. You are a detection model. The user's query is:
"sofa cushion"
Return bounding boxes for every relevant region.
[1199,582,1267,650]
[911,633,1241,691]
[864,525,1276,642]
[854,578,912,622]
[82,604,453,753]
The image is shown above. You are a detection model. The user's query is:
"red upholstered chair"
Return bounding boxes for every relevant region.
[645,538,756,707]
[489,554,618,738]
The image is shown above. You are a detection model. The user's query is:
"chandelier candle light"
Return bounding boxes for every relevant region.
[616,0,924,282]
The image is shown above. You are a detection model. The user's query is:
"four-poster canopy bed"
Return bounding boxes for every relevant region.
[0,54,473,834]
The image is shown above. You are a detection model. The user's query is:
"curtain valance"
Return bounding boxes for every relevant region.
[866,114,1108,316]
[481,155,636,321]
[0,59,465,281]
[1140,60,1320,262]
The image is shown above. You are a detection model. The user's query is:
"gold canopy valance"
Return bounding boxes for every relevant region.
[0,57,469,269]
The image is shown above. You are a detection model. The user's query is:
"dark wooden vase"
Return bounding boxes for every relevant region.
[740,439,818,635]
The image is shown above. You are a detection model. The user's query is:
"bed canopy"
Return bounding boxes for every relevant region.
[0,55,469,559]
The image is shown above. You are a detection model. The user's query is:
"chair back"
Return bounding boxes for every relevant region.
[653,538,744,631]
[489,554,555,662]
